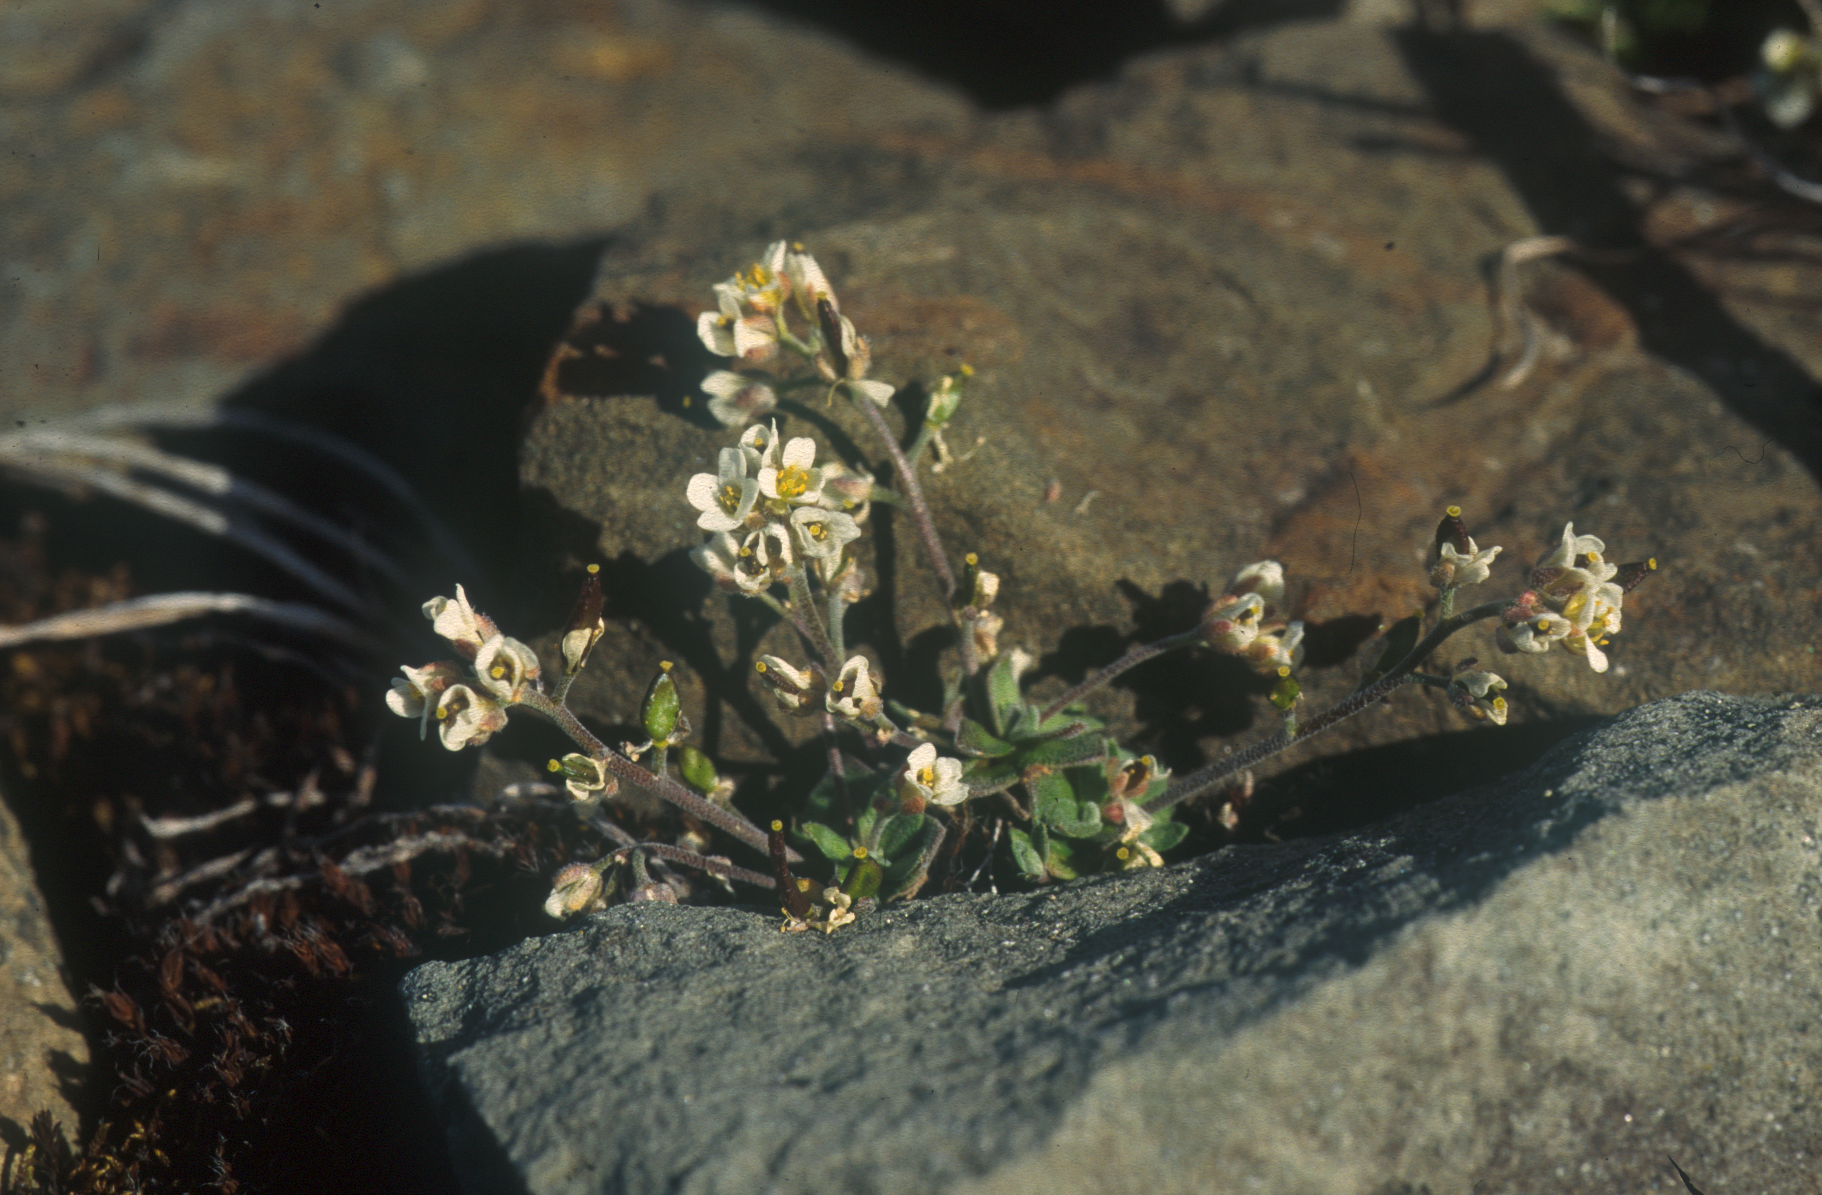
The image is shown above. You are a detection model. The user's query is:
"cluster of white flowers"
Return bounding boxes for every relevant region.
[1496,522,1635,674]
[695,241,894,427]
[385,585,540,749]
[1757,25,1822,129]
[1200,560,1305,671]
[688,421,865,594]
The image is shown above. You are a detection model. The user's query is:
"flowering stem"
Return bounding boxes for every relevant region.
[516,690,798,862]
[631,840,777,889]
[852,391,956,603]
[1037,627,1205,723]
[785,565,839,670]
[1143,600,1507,815]
[826,590,847,661]
[820,711,855,833]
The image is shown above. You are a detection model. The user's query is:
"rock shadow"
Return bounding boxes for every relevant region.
[1391,26,1822,484]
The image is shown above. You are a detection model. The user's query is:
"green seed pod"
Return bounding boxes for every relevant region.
[1268,668,1301,712]
[642,662,681,744]
[677,744,718,795]
[841,848,884,901]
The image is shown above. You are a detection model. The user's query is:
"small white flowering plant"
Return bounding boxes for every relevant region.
[387,243,1656,933]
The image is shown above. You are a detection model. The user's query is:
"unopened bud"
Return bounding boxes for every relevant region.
[545,863,606,920]
[561,565,606,675]
[642,663,682,744]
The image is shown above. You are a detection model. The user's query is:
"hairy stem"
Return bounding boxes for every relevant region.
[853,391,956,603]
[1037,627,1204,723]
[786,565,839,670]
[1143,600,1507,815]
[518,690,798,862]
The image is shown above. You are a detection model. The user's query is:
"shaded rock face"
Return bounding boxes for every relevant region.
[402,691,1822,1194]
[0,790,86,1141]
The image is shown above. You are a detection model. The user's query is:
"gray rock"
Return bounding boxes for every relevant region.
[401,690,1822,1194]
[0,784,88,1140]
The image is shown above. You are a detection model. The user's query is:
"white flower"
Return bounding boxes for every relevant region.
[422,584,497,660]
[1496,611,1573,656]
[686,446,760,532]
[1521,523,1626,672]
[433,683,508,751]
[847,379,895,406]
[702,371,777,428]
[758,436,825,506]
[1200,591,1264,653]
[692,530,771,596]
[1242,620,1304,671]
[554,752,616,802]
[1536,522,1617,582]
[1227,560,1284,610]
[696,286,780,364]
[818,460,875,521]
[789,505,861,560]
[827,655,882,721]
[897,742,966,809]
[386,661,467,740]
[1435,538,1502,589]
[785,246,833,314]
[738,419,781,474]
[1448,669,1509,725]
[473,634,542,703]
[1757,29,1820,128]
[545,863,606,920]
[810,299,895,406]
[756,655,824,715]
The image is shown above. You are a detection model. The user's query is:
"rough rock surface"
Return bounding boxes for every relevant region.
[4,0,1821,1183]
[402,690,1822,1194]
[0,789,86,1142]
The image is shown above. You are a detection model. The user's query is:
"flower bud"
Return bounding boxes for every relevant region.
[755,656,825,715]
[545,863,607,920]
[548,753,616,802]
[642,663,682,744]
[677,745,719,795]
[1613,558,1657,593]
[925,365,971,428]
[841,848,884,901]
[561,565,606,676]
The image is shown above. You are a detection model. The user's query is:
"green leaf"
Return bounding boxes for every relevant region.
[803,756,887,824]
[961,757,1021,793]
[1008,827,1045,880]
[1066,763,1112,804]
[985,652,1023,737]
[1140,820,1190,852]
[879,820,939,900]
[1039,705,1103,733]
[1003,701,1046,741]
[1044,837,1081,881]
[1016,734,1115,771]
[955,718,1017,758]
[798,821,854,862]
[1033,772,1101,838]
[874,813,928,862]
